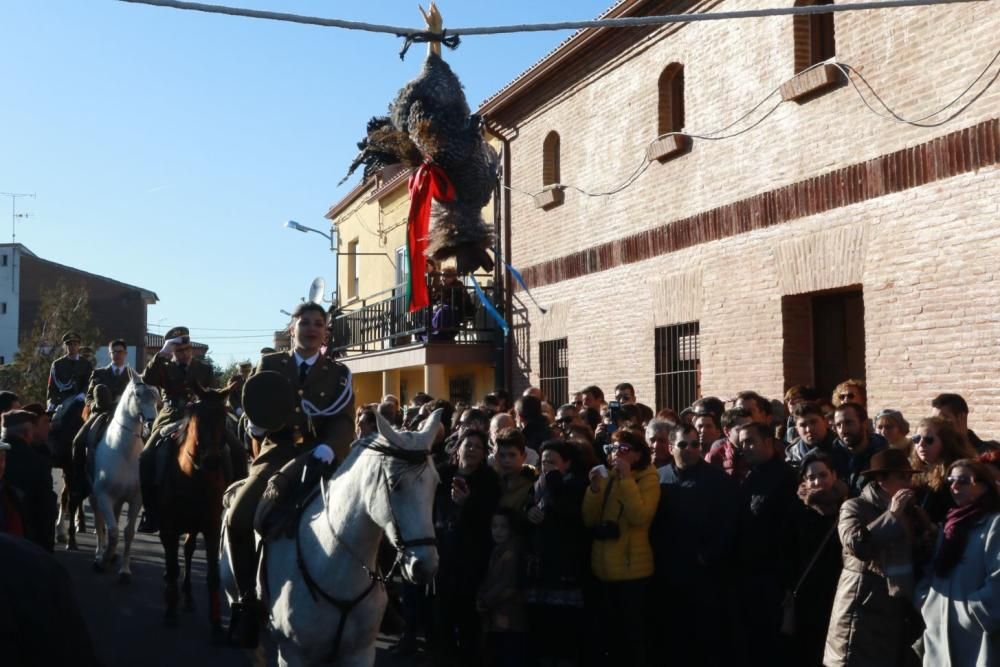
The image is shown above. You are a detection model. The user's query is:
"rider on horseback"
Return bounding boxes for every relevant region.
[137,326,215,533]
[46,332,93,414]
[226,302,355,647]
[85,339,132,410]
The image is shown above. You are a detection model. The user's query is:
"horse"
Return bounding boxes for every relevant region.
[49,395,86,546]
[159,381,235,632]
[91,373,159,582]
[220,409,443,667]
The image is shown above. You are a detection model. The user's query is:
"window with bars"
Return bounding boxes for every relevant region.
[654,321,701,413]
[449,376,473,406]
[539,338,569,407]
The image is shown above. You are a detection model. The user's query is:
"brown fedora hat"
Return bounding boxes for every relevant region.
[861,448,916,477]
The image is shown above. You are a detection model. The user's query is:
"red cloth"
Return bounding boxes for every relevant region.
[0,488,25,537]
[407,163,455,312]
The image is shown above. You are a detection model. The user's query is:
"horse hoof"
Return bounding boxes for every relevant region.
[56,533,67,544]
[118,572,131,585]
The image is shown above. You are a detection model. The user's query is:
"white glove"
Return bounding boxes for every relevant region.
[312,444,335,464]
[158,336,185,357]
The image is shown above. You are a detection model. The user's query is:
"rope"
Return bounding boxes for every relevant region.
[119,0,987,38]
[397,30,460,60]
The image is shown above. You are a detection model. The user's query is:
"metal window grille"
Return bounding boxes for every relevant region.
[539,338,569,407]
[449,376,473,406]
[654,322,701,412]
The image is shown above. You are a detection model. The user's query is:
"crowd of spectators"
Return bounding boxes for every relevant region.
[353,381,1000,667]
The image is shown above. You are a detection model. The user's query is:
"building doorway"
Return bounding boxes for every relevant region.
[783,287,865,398]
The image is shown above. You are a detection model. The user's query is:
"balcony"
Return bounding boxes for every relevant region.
[330,276,501,372]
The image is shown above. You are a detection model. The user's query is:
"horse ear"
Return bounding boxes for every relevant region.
[415,409,444,451]
[375,409,398,441]
[128,368,140,384]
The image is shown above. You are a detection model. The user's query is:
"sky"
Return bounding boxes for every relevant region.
[0,0,612,364]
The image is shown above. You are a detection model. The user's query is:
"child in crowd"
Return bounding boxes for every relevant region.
[477,507,527,667]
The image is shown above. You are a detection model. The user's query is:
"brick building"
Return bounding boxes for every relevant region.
[1,243,158,368]
[479,0,1000,434]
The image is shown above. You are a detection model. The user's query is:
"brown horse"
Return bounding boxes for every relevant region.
[158,382,235,633]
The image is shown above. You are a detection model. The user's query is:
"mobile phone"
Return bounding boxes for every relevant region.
[608,400,622,423]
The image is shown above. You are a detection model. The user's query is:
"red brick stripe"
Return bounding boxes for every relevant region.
[519,118,1000,290]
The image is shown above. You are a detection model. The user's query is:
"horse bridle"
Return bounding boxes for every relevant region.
[293,440,436,663]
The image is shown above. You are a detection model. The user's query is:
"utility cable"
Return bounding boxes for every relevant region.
[119,0,988,38]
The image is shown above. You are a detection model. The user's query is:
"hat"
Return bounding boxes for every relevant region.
[861,448,916,477]
[239,362,253,370]
[164,326,191,347]
[62,331,81,344]
[260,347,276,355]
[242,371,295,432]
[2,409,37,429]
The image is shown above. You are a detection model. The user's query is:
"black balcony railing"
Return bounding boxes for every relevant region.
[329,276,500,357]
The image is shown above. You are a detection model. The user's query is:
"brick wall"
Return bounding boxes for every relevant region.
[490,1,1000,435]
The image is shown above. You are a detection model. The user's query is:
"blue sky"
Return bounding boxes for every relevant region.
[1,0,610,364]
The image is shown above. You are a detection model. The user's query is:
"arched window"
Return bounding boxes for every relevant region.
[657,63,685,136]
[794,0,836,73]
[542,131,560,186]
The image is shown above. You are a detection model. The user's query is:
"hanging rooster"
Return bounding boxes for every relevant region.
[342,3,498,275]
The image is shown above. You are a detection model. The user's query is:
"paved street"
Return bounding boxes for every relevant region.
[52,492,422,666]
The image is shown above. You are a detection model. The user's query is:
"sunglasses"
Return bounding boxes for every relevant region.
[604,444,632,455]
[947,475,977,487]
[674,440,700,450]
[838,392,856,401]
[912,434,936,445]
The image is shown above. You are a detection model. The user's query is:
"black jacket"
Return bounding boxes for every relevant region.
[526,469,589,591]
[434,462,500,589]
[737,455,798,573]
[652,461,738,588]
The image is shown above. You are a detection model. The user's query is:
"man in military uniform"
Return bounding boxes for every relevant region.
[46,332,93,413]
[85,339,132,409]
[137,326,215,532]
[226,302,355,646]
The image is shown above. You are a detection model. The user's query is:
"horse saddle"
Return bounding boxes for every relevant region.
[86,414,112,451]
[254,455,332,542]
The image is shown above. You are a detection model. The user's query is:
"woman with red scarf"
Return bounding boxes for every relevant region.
[917,458,1000,666]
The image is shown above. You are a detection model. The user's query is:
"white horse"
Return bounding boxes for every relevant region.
[221,409,442,666]
[91,373,159,582]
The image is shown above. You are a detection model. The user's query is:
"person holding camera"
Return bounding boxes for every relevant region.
[582,429,660,666]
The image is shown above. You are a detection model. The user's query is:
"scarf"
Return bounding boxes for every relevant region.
[934,498,988,577]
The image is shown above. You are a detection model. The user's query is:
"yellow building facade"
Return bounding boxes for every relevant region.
[325,163,500,408]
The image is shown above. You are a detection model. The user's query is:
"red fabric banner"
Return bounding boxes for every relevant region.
[406,162,455,312]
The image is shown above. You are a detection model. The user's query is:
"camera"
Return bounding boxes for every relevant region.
[592,521,621,541]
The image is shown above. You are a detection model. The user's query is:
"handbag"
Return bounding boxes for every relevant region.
[591,477,623,541]
[781,521,838,636]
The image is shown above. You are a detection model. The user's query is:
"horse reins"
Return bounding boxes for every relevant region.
[292,441,436,663]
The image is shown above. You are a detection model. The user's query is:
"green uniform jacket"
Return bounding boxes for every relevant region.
[253,352,355,464]
[85,365,131,408]
[47,356,94,406]
[141,354,215,431]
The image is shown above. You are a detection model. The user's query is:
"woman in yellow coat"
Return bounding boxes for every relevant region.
[582,429,660,665]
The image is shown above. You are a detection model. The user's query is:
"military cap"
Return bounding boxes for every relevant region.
[2,409,37,429]
[62,331,81,344]
[239,361,253,370]
[242,370,295,432]
[164,326,191,346]
[260,347,276,355]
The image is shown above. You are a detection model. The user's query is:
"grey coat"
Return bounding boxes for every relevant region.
[824,484,936,667]
[918,513,1000,667]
